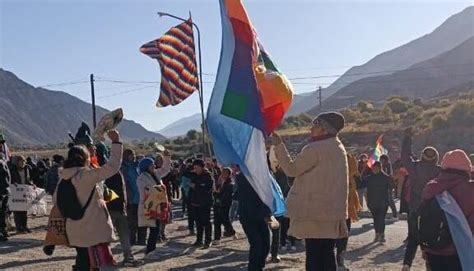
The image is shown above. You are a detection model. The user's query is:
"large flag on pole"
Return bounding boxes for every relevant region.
[207,0,294,216]
[140,18,199,107]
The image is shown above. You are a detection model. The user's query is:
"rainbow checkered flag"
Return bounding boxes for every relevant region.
[368,134,388,167]
[140,18,199,107]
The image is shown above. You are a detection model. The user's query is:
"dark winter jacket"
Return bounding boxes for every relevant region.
[235,172,271,222]
[422,170,474,256]
[401,136,441,212]
[356,163,371,190]
[0,159,11,197]
[274,168,290,198]
[10,165,32,185]
[45,165,60,195]
[105,172,127,214]
[365,172,392,209]
[185,170,214,207]
[215,178,234,207]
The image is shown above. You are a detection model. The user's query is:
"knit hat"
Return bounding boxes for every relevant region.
[421,147,439,163]
[313,112,345,135]
[139,157,155,174]
[441,149,472,173]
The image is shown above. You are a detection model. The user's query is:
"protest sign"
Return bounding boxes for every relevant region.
[8,185,48,215]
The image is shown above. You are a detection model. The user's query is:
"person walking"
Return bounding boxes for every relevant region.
[365,161,392,243]
[401,128,441,271]
[421,149,474,271]
[380,154,398,220]
[356,154,371,209]
[9,156,33,233]
[273,112,349,271]
[0,153,11,241]
[54,130,122,270]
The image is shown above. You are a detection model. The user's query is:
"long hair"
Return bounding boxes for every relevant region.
[64,145,90,168]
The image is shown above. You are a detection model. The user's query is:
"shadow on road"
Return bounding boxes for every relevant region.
[0,255,75,269]
[371,244,406,264]
[0,238,43,254]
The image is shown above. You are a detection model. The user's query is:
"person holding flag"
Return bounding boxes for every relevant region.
[273,112,349,271]
[206,0,293,269]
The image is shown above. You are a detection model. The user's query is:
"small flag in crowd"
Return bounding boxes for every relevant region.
[140,18,199,107]
[207,0,294,216]
[368,134,388,166]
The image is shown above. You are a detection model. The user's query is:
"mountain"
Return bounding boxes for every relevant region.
[158,113,202,138]
[320,6,474,100]
[286,91,318,116]
[0,69,165,146]
[308,37,474,113]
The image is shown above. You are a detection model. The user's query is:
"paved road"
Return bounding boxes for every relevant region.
[0,205,425,270]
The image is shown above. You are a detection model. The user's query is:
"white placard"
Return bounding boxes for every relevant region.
[8,185,47,215]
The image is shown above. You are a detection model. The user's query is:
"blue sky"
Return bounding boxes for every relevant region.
[1,0,471,131]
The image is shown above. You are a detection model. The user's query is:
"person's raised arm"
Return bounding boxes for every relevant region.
[272,133,319,178]
[155,151,171,179]
[83,130,123,186]
[401,127,416,174]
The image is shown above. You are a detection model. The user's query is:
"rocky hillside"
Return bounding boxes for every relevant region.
[0,69,164,146]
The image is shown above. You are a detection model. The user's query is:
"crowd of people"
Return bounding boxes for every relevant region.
[0,112,473,271]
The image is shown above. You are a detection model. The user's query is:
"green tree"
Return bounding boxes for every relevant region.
[385,98,409,114]
[186,130,198,141]
[357,101,375,113]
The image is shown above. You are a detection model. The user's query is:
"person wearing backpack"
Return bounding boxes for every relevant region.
[420,149,474,271]
[365,161,392,243]
[401,127,441,270]
[54,130,122,271]
[137,157,169,255]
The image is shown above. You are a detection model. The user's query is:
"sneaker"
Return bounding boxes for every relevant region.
[280,245,287,251]
[24,228,32,233]
[202,242,212,249]
[373,233,380,243]
[270,256,282,263]
[291,246,297,251]
[122,259,144,267]
[379,234,386,243]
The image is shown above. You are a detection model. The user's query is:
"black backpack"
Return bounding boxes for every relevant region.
[417,197,452,249]
[57,179,95,220]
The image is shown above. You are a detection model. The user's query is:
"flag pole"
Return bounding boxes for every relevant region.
[157,11,213,158]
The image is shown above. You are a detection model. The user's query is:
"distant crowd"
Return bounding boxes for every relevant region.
[0,112,473,271]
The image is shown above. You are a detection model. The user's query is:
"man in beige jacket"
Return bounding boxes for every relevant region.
[272,112,349,271]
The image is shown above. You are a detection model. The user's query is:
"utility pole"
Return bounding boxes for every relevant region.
[90,74,97,129]
[318,86,322,113]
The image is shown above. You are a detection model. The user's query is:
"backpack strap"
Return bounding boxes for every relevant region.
[81,186,96,214]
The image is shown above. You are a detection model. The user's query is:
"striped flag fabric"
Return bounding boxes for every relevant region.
[140,18,199,107]
[207,0,294,216]
[368,134,388,167]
